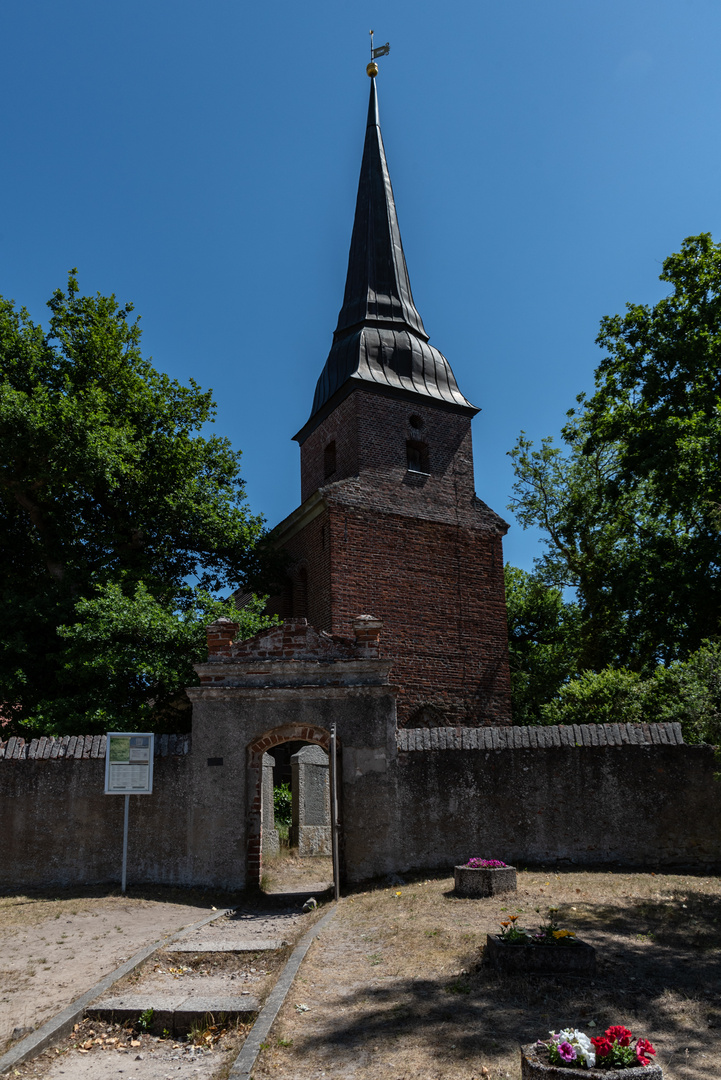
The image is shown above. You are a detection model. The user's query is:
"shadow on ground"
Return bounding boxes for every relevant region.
[297,884,721,1079]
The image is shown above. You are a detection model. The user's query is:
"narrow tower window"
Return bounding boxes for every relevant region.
[406,440,430,474]
[324,440,337,478]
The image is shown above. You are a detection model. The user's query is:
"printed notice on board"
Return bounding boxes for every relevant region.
[105,733,154,794]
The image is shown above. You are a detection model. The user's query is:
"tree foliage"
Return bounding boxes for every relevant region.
[509,235,721,674]
[504,565,582,724]
[1,273,277,735]
[541,641,721,745]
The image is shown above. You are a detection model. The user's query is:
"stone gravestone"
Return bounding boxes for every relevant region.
[261,752,280,857]
[290,745,331,856]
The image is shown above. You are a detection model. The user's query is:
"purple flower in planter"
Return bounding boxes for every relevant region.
[465,858,508,868]
[557,1041,577,1062]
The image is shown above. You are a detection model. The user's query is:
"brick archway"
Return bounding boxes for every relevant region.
[247,724,336,887]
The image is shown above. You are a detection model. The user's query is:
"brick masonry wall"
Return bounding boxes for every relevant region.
[270,503,511,725]
[266,507,333,631]
[299,391,478,507]
[326,503,511,726]
[274,386,512,726]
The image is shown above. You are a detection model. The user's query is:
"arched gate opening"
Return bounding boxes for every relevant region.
[247,723,340,891]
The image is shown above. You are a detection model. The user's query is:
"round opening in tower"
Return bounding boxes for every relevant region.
[408,414,424,430]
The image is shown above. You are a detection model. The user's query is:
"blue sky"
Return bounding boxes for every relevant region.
[2,1,721,573]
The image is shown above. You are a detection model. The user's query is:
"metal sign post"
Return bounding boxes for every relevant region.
[105,733,154,893]
[121,794,130,893]
[329,724,340,901]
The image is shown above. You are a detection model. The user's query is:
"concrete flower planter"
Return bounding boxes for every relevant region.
[487,934,596,975]
[454,864,517,897]
[521,1043,663,1078]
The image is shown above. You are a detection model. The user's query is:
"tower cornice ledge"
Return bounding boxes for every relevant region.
[270,489,327,545]
[294,377,478,445]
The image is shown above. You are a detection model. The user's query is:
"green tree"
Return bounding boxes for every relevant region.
[505,565,582,724]
[541,667,646,727]
[1,272,277,736]
[540,641,721,745]
[509,234,721,673]
[645,640,721,744]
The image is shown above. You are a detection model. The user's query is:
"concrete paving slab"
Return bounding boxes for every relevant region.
[88,995,184,1036]
[168,939,285,952]
[176,997,259,1034]
[89,994,260,1036]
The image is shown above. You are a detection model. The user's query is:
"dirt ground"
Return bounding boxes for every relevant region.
[251,868,721,1080]
[9,1015,249,1080]
[2,862,326,1080]
[0,887,224,1053]
[261,852,334,896]
[6,867,720,1080]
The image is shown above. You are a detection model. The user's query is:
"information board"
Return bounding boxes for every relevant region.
[104,733,154,794]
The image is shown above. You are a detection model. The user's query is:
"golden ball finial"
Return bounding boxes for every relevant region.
[366,61,378,77]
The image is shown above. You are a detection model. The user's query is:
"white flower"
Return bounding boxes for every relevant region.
[549,1028,595,1069]
[571,1030,596,1068]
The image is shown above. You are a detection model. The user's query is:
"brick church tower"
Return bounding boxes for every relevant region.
[268,73,512,728]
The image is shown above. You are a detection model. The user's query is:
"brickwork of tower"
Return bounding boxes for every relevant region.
[268,389,512,727]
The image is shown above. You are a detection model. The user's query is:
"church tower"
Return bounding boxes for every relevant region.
[269,72,511,728]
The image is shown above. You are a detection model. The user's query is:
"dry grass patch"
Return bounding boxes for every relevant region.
[253,869,721,1080]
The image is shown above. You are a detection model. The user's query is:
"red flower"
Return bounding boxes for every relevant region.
[590,1036,612,1057]
[635,1039,656,1066]
[606,1025,633,1047]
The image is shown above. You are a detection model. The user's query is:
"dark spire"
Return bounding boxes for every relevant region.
[334,76,427,339]
[295,76,477,444]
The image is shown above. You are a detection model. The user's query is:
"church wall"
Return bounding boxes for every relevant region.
[326,504,511,726]
[4,730,721,890]
[299,393,360,502]
[0,751,194,888]
[266,507,333,630]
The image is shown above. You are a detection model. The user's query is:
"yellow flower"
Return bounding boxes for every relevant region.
[508,915,519,922]
[552,929,576,939]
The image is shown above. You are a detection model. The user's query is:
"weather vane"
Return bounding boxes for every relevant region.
[367,30,390,77]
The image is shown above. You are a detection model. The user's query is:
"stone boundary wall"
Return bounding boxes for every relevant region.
[0,733,191,761]
[396,722,684,751]
[1,735,193,888]
[392,731,721,875]
[2,722,720,888]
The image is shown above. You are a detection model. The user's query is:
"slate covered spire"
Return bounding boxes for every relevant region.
[334,76,427,339]
[295,75,477,444]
